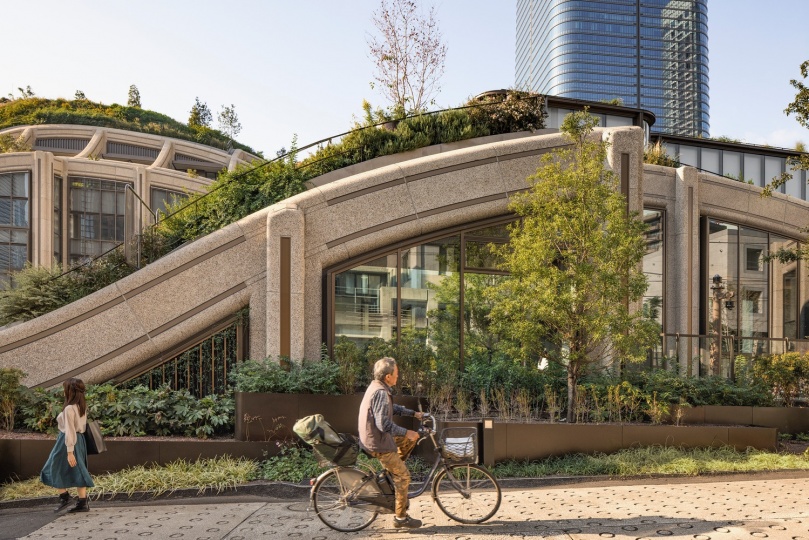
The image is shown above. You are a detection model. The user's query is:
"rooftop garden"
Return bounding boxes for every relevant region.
[0,91,547,325]
[0,97,256,154]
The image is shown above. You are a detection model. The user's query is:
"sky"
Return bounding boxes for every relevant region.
[1,0,807,156]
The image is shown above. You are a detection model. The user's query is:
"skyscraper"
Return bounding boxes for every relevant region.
[516,0,709,137]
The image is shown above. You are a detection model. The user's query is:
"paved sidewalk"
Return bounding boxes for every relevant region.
[6,475,809,539]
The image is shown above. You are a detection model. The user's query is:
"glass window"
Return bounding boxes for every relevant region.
[786,162,804,199]
[770,235,798,340]
[738,226,769,352]
[642,209,664,334]
[743,154,762,185]
[606,115,634,127]
[679,145,698,167]
[151,187,188,216]
[700,148,719,174]
[764,157,784,190]
[722,151,741,179]
[54,176,62,264]
[68,176,130,264]
[0,171,30,288]
[334,254,398,349]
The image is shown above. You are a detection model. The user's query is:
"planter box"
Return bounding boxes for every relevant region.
[674,406,809,434]
[481,421,777,467]
[234,392,425,441]
[0,439,280,483]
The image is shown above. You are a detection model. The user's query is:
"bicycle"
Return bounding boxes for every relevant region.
[309,412,501,532]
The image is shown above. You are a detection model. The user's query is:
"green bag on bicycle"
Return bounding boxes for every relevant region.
[293,414,360,467]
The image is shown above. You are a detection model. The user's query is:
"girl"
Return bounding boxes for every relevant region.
[40,378,94,513]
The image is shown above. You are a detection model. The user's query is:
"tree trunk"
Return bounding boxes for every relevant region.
[566,366,577,423]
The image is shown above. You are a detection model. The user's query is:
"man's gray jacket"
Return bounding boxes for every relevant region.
[358,379,415,453]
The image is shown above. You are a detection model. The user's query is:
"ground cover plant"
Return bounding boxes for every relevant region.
[0,456,256,501]
[2,446,808,502]
[0,97,255,153]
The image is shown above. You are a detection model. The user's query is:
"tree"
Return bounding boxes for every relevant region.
[217,104,242,145]
[74,90,86,100]
[188,97,212,128]
[367,0,447,115]
[486,110,658,422]
[785,60,809,172]
[7,86,34,100]
[127,85,141,108]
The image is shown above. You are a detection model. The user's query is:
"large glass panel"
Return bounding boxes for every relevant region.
[707,220,738,376]
[151,187,188,216]
[679,145,699,168]
[743,154,762,185]
[786,162,804,199]
[700,148,719,174]
[463,273,510,368]
[401,237,461,370]
[334,254,398,350]
[642,209,664,330]
[764,157,783,190]
[738,226,769,355]
[722,151,741,179]
[770,235,798,341]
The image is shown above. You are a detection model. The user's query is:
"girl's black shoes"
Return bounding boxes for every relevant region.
[67,497,89,513]
[54,492,71,513]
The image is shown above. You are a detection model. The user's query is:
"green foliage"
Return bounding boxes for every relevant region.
[0,367,26,430]
[257,444,327,483]
[229,357,340,395]
[0,251,133,326]
[18,384,234,438]
[785,60,809,131]
[486,108,658,422]
[752,352,809,406]
[0,97,255,153]
[491,445,809,478]
[0,133,31,154]
[127,84,141,108]
[333,336,367,394]
[643,141,680,167]
[188,97,212,128]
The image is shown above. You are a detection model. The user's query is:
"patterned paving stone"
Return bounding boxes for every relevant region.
[19,478,809,539]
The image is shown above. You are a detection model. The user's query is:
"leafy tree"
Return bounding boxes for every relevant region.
[188,97,212,128]
[785,60,809,172]
[74,90,86,100]
[367,0,447,115]
[0,133,31,154]
[217,104,242,144]
[127,84,141,108]
[9,86,35,100]
[486,109,658,422]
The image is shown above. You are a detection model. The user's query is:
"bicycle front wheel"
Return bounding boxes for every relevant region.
[432,463,501,524]
[312,468,378,532]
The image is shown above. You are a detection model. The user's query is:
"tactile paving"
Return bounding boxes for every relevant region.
[20,477,809,539]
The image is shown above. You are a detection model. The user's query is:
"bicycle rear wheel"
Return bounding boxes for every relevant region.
[312,468,378,532]
[432,463,501,524]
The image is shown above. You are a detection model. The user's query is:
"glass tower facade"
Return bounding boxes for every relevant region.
[516,0,709,137]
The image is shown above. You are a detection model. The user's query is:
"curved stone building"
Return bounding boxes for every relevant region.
[2,119,809,390]
[0,124,259,286]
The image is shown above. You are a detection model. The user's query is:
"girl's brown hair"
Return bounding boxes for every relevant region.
[63,378,87,417]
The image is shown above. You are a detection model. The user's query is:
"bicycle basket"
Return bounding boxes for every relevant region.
[440,427,477,464]
[312,432,360,467]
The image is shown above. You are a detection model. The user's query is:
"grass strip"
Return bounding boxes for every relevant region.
[491,445,809,478]
[0,455,257,502]
[3,446,808,503]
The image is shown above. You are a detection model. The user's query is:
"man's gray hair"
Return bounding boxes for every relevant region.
[373,357,397,381]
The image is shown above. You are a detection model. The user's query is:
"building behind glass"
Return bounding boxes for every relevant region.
[516,0,709,137]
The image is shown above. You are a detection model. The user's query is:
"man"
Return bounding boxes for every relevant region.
[358,357,423,529]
